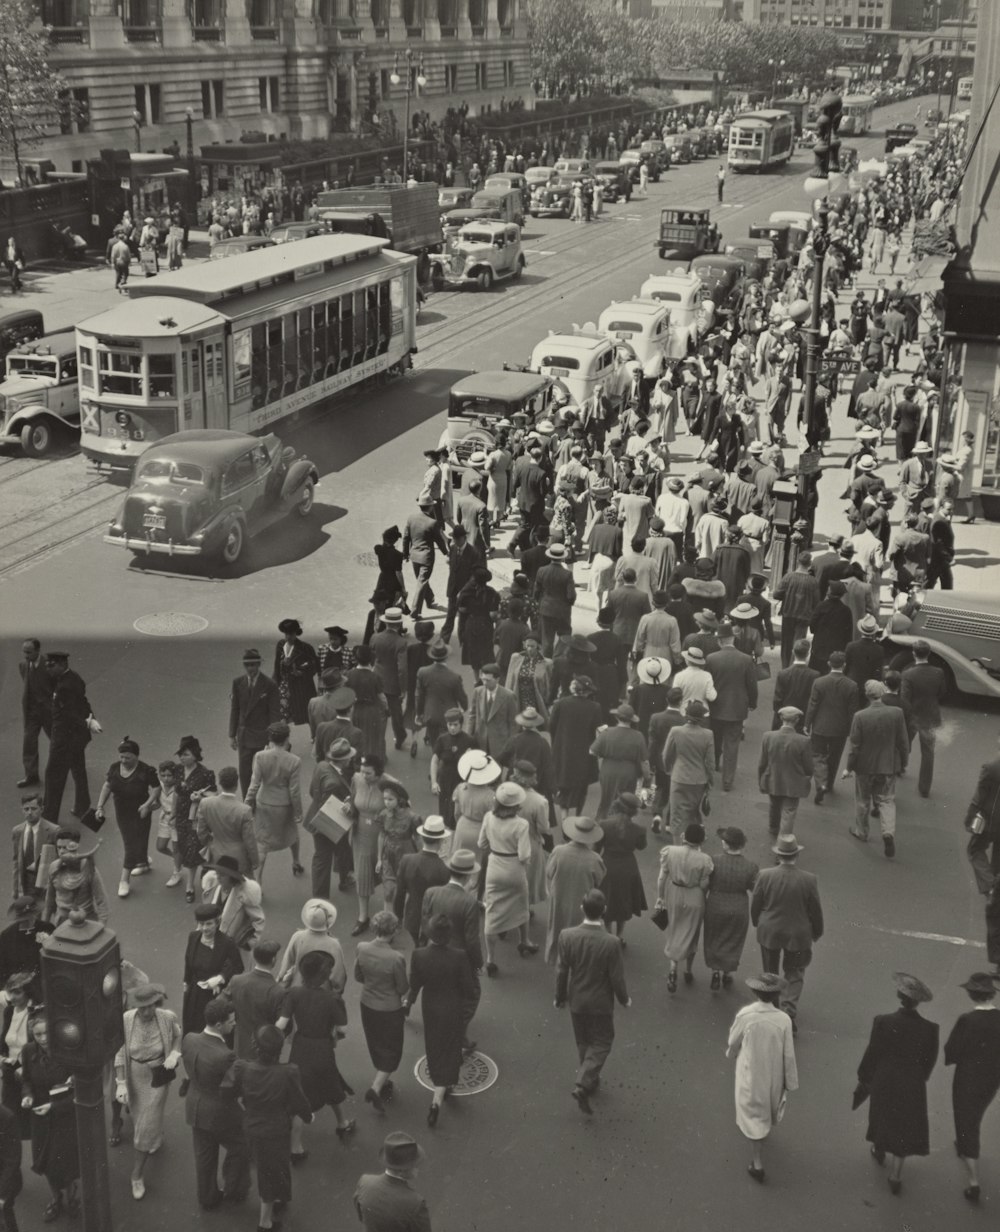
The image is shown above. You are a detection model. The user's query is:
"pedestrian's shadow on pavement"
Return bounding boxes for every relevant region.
[953,548,999,569]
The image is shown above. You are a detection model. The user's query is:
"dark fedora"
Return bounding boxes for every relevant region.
[204,855,245,882]
[381,1131,425,1168]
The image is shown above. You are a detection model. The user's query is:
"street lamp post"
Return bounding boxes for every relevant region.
[944,69,954,116]
[768,58,785,102]
[390,49,427,182]
[184,106,194,162]
[132,108,142,154]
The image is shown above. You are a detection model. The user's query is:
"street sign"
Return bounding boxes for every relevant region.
[820,353,860,375]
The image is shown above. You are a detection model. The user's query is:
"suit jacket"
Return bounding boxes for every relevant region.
[706,645,758,721]
[455,493,490,557]
[19,658,51,721]
[511,456,549,512]
[533,562,577,620]
[758,729,813,798]
[402,511,447,565]
[197,794,259,874]
[228,672,280,751]
[633,610,681,663]
[369,629,409,698]
[314,717,364,763]
[10,819,60,899]
[354,1171,432,1232]
[245,746,302,820]
[847,702,909,775]
[415,664,468,725]
[181,1029,243,1132]
[900,662,946,729]
[201,872,265,949]
[421,882,482,968]
[772,663,819,719]
[519,541,550,586]
[555,922,629,1014]
[606,585,651,644]
[446,540,480,599]
[393,851,451,939]
[751,863,824,951]
[465,683,517,756]
[49,668,93,746]
[844,638,885,689]
[225,968,286,1060]
[662,722,714,786]
[805,672,859,739]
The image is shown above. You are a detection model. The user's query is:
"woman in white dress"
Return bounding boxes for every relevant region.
[655,822,713,992]
[726,972,799,1183]
[477,782,535,976]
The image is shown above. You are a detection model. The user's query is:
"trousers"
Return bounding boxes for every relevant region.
[810,734,846,791]
[760,945,812,1019]
[570,1012,615,1092]
[967,831,999,896]
[779,618,809,669]
[710,718,743,790]
[669,780,705,837]
[43,737,91,820]
[768,795,801,837]
[237,743,264,799]
[538,613,571,658]
[409,560,436,616]
[22,711,50,781]
[854,773,896,837]
[914,725,936,796]
[191,1124,250,1209]
[310,830,354,899]
[385,694,406,746]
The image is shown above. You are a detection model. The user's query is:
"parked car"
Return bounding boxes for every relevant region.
[636,271,716,357]
[530,179,575,218]
[484,173,531,212]
[689,254,746,317]
[592,162,626,202]
[104,429,319,565]
[429,221,525,291]
[0,329,79,456]
[269,221,326,244]
[553,158,591,180]
[525,166,556,191]
[883,589,1000,700]
[639,140,670,177]
[885,124,917,153]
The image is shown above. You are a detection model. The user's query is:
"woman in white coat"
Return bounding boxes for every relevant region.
[726,972,798,1183]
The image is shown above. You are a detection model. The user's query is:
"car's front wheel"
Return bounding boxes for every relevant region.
[477,269,494,291]
[219,519,246,565]
[21,420,55,457]
[296,480,315,517]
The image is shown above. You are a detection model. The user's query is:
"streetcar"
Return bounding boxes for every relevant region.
[76,235,418,469]
[840,94,876,136]
[957,76,973,102]
[726,110,795,172]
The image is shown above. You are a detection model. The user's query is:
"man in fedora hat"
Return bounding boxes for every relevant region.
[773,552,820,669]
[606,568,651,686]
[845,614,885,691]
[42,650,100,822]
[900,640,947,798]
[402,501,448,620]
[804,651,860,802]
[422,849,482,1050]
[228,650,280,797]
[18,637,51,789]
[684,609,722,659]
[633,590,682,669]
[201,855,265,950]
[440,524,479,643]
[549,676,603,817]
[662,700,715,839]
[707,624,758,791]
[354,1132,431,1231]
[0,895,53,997]
[847,679,909,858]
[455,476,491,563]
[759,708,814,837]
[751,835,823,1028]
[533,543,577,657]
[415,642,468,748]
[313,687,363,764]
[393,818,451,943]
[465,664,517,758]
[554,888,630,1116]
[309,668,350,738]
[370,609,410,751]
[304,737,357,898]
[197,767,259,878]
[899,440,933,512]
[508,445,551,554]
[225,939,284,1061]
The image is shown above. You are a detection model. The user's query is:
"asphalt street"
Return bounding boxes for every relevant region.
[0,98,997,1231]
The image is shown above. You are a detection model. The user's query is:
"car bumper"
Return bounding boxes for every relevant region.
[104,534,203,556]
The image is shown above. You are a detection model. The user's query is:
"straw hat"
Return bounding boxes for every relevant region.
[636,656,672,685]
[301,898,338,932]
[457,749,501,786]
[561,815,604,845]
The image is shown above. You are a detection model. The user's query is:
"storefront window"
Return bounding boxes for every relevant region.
[981,362,1000,489]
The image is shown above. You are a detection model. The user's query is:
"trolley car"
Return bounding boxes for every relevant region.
[727,110,795,173]
[840,94,876,135]
[77,235,418,468]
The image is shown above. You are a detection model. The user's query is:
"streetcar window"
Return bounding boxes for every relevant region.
[233,329,252,389]
[266,319,283,403]
[282,311,298,397]
[297,309,312,391]
[378,282,391,352]
[353,289,366,364]
[340,293,353,371]
[98,349,141,397]
[149,354,176,399]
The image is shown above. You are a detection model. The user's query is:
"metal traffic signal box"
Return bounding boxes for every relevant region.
[41,915,124,1070]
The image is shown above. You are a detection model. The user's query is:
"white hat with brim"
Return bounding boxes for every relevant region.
[457,749,502,786]
[561,815,604,845]
[416,816,448,840]
[913,442,933,454]
[857,455,877,471]
[301,898,338,931]
[636,656,673,686]
[730,603,758,622]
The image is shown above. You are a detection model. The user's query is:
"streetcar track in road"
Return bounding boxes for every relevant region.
[0,484,121,581]
[0,455,62,488]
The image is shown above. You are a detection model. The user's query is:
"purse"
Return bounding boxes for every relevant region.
[755,660,771,681]
[149,1064,175,1089]
[78,807,105,833]
[650,906,669,931]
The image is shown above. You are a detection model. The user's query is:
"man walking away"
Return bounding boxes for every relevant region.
[717,164,726,203]
[758,708,814,838]
[846,680,909,858]
[355,1132,432,1232]
[751,835,823,1032]
[706,624,757,791]
[554,889,630,1116]
[804,652,858,803]
[900,640,947,798]
[772,640,818,733]
[43,651,100,822]
[228,649,280,798]
[773,553,820,668]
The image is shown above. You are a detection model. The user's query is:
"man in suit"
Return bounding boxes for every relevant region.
[845,614,885,691]
[455,476,490,562]
[440,525,479,642]
[648,687,685,835]
[847,679,909,858]
[370,609,410,751]
[422,849,482,1051]
[414,643,468,748]
[773,553,820,668]
[354,1132,432,1232]
[393,818,450,943]
[18,638,51,788]
[662,699,715,841]
[759,706,814,837]
[751,834,824,1028]
[533,544,577,656]
[771,639,819,732]
[707,625,758,791]
[508,445,550,554]
[197,767,259,876]
[42,651,98,822]
[228,649,280,797]
[465,663,517,757]
[402,500,448,619]
[554,888,630,1116]
[313,687,364,763]
[900,639,947,798]
[518,523,552,588]
[804,651,859,803]
[606,569,652,686]
[225,939,284,1060]
[200,856,265,951]
[10,795,59,901]
[0,897,53,1001]
[181,996,250,1210]
[308,669,346,737]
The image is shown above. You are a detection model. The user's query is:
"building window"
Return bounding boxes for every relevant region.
[504,60,515,87]
[259,75,280,111]
[438,0,456,34]
[247,0,278,38]
[58,86,90,135]
[402,0,418,29]
[371,0,389,27]
[134,83,162,125]
[123,0,162,42]
[190,0,223,40]
[380,68,391,99]
[39,0,89,43]
[469,0,485,31]
[446,64,457,93]
[475,61,488,90]
[201,79,225,119]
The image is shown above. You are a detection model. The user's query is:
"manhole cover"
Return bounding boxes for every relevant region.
[354,551,378,567]
[414,1052,498,1096]
[133,612,209,637]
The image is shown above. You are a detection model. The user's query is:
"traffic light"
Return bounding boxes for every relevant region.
[42,916,124,1070]
[811,91,843,181]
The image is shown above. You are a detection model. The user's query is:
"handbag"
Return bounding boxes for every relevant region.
[149,1064,175,1089]
[650,906,669,931]
[78,806,105,833]
[755,660,771,681]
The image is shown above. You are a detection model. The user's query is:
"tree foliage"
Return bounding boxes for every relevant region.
[0,0,67,184]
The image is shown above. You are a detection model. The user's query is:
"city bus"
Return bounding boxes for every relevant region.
[77,235,418,468]
[727,110,795,172]
[840,93,876,135]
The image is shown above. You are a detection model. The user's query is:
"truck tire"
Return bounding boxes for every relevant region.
[219,519,246,566]
[21,420,55,457]
[417,253,431,284]
[477,269,494,291]
[659,247,666,259]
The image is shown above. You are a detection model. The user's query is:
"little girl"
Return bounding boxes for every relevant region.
[153,760,182,888]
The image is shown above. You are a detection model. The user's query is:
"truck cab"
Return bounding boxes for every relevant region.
[656,208,720,260]
[430,221,525,291]
[0,329,79,455]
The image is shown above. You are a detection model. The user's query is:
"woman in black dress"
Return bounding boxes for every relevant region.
[273,618,319,727]
[346,647,388,762]
[598,793,648,942]
[943,971,1000,1203]
[173,735,217,904]
[222,1025,313,1232]
[429,708,474,830]
[93,737,160,902]
[181,903,243,1035]
[457,567,500,673]
[405,915,476,1128]
[19,1012,80,1221]
[276,950,355,1156]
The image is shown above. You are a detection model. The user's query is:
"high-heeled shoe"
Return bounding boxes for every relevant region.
[486,961,499,977]
[963,1185,980,1204]
[683,970,694,985]
[870,1145,885,1166]
[351,919,370,937]
[43,1196,64,1222]
[747,1165,765,1183]
[517,941,538,957]
[290,1150,309,1165]
[666,971,677,993]
[888,1178,902,1196]
[291,863,304,876]
[427,1102,440,1127]
[364,1088,385,1113]
[335,1121,356,1140]
[710,971,721,990]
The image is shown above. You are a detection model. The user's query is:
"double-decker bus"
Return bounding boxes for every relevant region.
[727,110,795,172]
[77,235,418,468]
[840,93,876,135]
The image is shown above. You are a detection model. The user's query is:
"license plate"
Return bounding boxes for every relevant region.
[143,514,166,530]
[547,367,569,377]
[615,331,633,340]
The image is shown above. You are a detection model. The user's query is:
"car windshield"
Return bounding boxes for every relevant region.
[460,231,496,246]
[6,356,59,378]
[647,290,681,302]
[137,459,207,485]
[450,395,521,419]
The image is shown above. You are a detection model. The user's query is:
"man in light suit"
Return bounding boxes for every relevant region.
[18,638,51,788]
[554,888,630,1116]
[847,678,909,857]
[422,850,482,1050]
[804,650,859,803]
[200,856,265,951]
[228,649,280,797]
[414,643,468,747]
[900,639,947,798]
[369,608,410,751]
[225,939,284,1060]
[465,663,517,757]
[751,835,824,1028]
[455,476,490,562]
[181,996,250,1210]
[197,767,259,876]
[706,624,758,791]
[662,699,715,841]
[10,795,59,901]
[354,1131,432,1232]
[758,706,814,837]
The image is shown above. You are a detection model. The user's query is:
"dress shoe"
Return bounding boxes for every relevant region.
[131,863,151,876]
[351,919,370,937]
[364,1088,385,1113]
[517,941,538,957]
[666,971,677,993]
[871,1145,885,1165]
[166,871,181,887]
[747,1165,765,1183]
[462,1039,478,1056]
[849,828,868,843]
[710,971,722,990]
[888,1178,902,1196]
[118,880,131,898]
[883,835,895,859]
[683,970,694,985]
[485,961,499,977]
[571,1086,593,1115]
[16,777,39,789]
[814,787,825,805]
[335,1120,356,1140]
[292,863,305,876]
[963,1185,980,1204]
[722,974,734,988]
[427,1102,440,1127]
[290,1150,309,1165]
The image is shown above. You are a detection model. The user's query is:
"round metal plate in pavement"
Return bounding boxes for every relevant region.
[133,612,209,637]
[414,1052,498,1096]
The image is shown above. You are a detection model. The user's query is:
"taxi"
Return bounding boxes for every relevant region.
[595,300,672,368]
[529,330,619,409]
[883,589,1000,700]
[636,269,715,357]
[552,158,591,180]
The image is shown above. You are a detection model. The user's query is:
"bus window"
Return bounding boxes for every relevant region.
[297,308,312,391]
[266,319,283,404]
[250,325,266,410]
[353,289,366,365]
[149,354,176,399]
[282,311,298,398]
[340,293,353,371]
[98,349,142,397]
[312,303,327,383]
